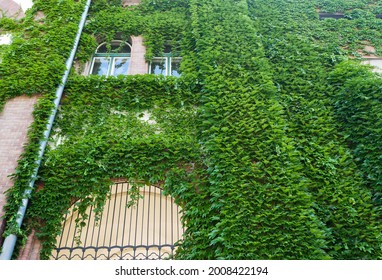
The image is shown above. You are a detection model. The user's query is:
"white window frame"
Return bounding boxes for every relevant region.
[149,55,182,76]
[89,41,131,77]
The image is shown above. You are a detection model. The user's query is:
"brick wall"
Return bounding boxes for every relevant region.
[129,36,148,75]
[18,229,42,260]
[0,95,39,242]
[0,0,25,19]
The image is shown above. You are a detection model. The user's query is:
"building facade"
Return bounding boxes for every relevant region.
[1,0,382,260]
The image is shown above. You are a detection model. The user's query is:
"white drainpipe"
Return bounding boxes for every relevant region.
[0,0,92,260]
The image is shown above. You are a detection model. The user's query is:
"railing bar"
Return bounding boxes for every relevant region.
[128,183,133,251]
[81,204,93,259]
[115,182,124,249]
[133,185,140,260]
[109,183,118,247]
[89,204,98,256]
[74,210,84,259]
[177,204,180,240]
[146,185,152,259]
[108,183,119,259]
[165,190,168,245]
[159,188,162,258]
[56,210,69,257]
[140,186,145,253]
[171,197,174,247]
[65,207,76,249]
[68,210,81,260]
[153,186,157,245]
[102,184,113,259]
[94,192,106,260]
[121,182,129,259]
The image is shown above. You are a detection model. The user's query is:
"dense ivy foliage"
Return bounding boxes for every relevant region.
[174,0,330,260]
[0,18,18,61]
[80,0,189,61]
[0,0,85,110]
[28,75,201,258]
[329,61,382,206]
[2,0,382,259]
[317,0,382,13]
[0,0,87,254]
[249,0,382,259]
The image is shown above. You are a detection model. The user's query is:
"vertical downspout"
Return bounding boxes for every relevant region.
[0,0,92,260]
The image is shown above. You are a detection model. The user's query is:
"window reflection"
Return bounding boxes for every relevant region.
[91,57,110,76]
[150,58,167,75]
[113,58,130,76]
[171,58,182,77]
[149,57,181,76]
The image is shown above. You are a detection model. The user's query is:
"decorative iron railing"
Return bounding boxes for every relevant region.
[51,182,184,260]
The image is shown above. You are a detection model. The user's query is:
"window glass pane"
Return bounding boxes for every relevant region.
[116,44,131,53]
[164,45,172,53]
[112,57,130,76]
[91,57,110,76]
[171,58,182,77]
[97,44,108,53]
[150,58,167,75]
[109,42,131,53]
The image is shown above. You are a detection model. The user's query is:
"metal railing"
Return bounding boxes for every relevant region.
[51,182,184,260]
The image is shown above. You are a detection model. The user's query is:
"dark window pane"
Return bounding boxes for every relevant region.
[164,45,172,53]
[97,44,109,53]
[171,58,182,77]
[116,44,131,53]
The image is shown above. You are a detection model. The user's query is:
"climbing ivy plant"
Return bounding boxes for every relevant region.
[249,0,382,259]
[2,0,382,260]
[1,0,89,254]
[329,61,382,206]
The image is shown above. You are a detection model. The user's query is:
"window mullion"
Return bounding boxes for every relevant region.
[166,57,170,76]
[109,57,115,76]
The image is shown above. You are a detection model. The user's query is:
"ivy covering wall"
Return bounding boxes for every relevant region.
[1,0,382,259]
[0,0,90,250]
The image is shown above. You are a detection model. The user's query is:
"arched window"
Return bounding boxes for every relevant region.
[51,182,184,260]
[149,46,181,77]
[90,41,131,76]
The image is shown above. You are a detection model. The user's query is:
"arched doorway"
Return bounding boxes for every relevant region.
[51,182,184,260]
